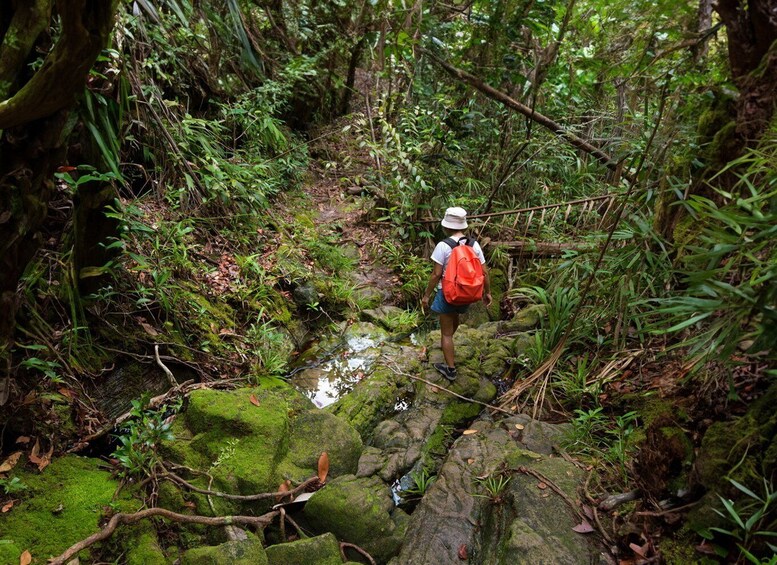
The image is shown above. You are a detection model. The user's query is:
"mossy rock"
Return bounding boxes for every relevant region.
[0,455,133,563]
[181,539,268,565]
[694,382,777,494]
[125,529,169,565]
[160,386,361,515]
[303,475,406,563]
[361,306,415,332]
[265,533,343,565]
[276,409,363,479]
[328,366,411,442]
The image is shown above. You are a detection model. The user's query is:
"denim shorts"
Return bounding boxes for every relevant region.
[430,288,469,314]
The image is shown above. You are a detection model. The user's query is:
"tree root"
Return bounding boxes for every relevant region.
[49,507,279,565]
[340,541,377,565]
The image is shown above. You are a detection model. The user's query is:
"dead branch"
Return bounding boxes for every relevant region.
[49,507,279,565]
[340,542,377,565]
[423,49,625,176]
[384,359,512,415]
[489,240,593,258]
[155,344,178,387]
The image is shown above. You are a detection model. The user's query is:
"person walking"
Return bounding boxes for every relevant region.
[422,207,492,381]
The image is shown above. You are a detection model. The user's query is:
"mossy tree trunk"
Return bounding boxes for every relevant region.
[654,0,777,240]
[0,1,118,369]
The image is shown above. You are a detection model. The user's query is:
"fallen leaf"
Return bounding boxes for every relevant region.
[629,542,648,558]
[457,544,468,560]
[430,386,439,393]
[537,482,547,490]
[318,452,330,483]
[184,501,197,509]
[249,394,261,407]
[58,387,76,400]
[20,550,32,565]
[514,424,525,430]
[30,439,41,462]
[462,429,478,435]
[276,480,292,501]
[572,520,595,534]
[140,321,158,336]
[15,436,31,445]
[2,500,15,512]
[467,458,475,465]
[0,452,22,473]
[37,443,53,472]
[581,504,594,519]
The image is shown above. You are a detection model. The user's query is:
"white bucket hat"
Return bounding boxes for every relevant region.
[441,207,468,230]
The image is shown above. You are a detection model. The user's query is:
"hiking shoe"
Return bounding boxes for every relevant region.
[434,363,457,381]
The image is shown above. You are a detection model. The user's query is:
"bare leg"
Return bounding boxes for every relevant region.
[440,313,459,368]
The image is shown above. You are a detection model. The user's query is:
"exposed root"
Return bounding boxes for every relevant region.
[340,541,377,565]
[49,507,279,565]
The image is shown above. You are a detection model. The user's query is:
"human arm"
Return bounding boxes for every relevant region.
[422,262,444,309]
[481,264,492,307]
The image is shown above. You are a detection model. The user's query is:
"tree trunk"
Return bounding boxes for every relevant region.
[0,1,118,370]
[715,0,777,140]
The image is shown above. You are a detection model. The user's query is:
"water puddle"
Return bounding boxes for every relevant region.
[290,332,383,408]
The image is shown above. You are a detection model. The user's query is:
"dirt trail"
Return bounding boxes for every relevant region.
[304,128,399,305]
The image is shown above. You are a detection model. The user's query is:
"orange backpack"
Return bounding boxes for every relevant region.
[442,237,485,305]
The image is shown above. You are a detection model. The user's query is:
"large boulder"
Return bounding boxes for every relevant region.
[304,475,408,563]
[0,455,134,563]
[181,539,268,565]
[160,384,362,514]
[266,533,343,565]
[391,417,596,565]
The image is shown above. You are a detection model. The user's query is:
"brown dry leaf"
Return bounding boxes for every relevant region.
[275,480,292,502]
[0,452,22,473]
[629,542,649,558]
[514,424,525,430]
[572,520,595,534]
[140,321,159,337]
[249,394,261,407]
[467,458,475,465]
[2,499,15,512]
[318,452,330,483]
[58,387,76,400]
[462,429,478,435]
[430,385,439,393]
[15,436,31,445]
[29,439,41,466]
[37,444,53,472]
[537,482,547,490]
[20,550,32,565]
[457,544,468,560]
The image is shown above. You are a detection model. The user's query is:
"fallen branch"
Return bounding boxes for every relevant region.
[340,542,377,565]
[599,490,640,511]
[155,344,178,387]
[384,359,512,415]
[67,380,197,453]
[163,471,320,502]
[49,507,279,565]
[489,240,593,258]
[423,49,625,176]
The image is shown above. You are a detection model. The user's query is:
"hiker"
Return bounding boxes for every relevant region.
[422,207,491,381]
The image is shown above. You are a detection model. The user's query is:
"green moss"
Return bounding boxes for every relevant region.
[328,366,405,441]
[505,448,543,467]
[0,455,134,562]
[440,400,482,426]
[181,539,268,565]
[126,530,169,565]
[265,533,343,565]
[303,475,403,562]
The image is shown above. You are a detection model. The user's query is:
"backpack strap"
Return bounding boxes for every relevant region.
[443,237,476,249]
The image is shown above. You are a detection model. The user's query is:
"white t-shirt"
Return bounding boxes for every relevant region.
[431,236,486,289]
